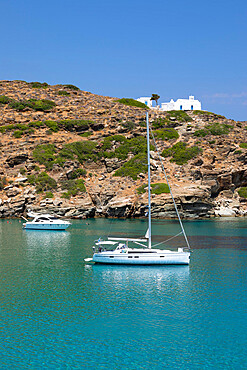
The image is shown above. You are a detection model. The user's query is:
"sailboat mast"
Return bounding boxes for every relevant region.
[146,112,152,249]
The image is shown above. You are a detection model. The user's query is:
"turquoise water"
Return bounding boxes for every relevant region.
[0,218,247,369]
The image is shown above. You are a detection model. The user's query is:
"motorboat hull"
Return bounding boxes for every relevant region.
[23,222,70,230]
[93,251,190,265]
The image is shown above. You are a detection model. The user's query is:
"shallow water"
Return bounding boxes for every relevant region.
[0,218,246,369]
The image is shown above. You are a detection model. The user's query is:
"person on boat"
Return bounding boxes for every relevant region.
[120,244,127,253]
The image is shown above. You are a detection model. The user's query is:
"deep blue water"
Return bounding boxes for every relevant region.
[0,218,247,369]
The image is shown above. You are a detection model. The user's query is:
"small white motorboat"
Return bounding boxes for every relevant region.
[23,212,71,230]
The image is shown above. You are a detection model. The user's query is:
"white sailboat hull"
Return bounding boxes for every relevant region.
[93,250,190,265]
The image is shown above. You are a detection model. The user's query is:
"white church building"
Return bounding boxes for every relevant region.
[136,95,201,111]
[161,95,201,111]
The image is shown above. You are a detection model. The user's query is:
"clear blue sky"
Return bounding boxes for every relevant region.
[1,0,246,120]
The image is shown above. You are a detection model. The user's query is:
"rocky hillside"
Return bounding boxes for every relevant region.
[0,80,247,219]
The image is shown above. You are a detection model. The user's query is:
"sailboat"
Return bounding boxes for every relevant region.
[85,113,191,265]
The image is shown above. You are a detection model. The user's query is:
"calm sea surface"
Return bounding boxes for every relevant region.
[0,218,247,369]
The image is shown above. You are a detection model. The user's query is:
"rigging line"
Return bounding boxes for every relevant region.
[152,232,183,248]
[150,127,191,250]
[134,241,148,248]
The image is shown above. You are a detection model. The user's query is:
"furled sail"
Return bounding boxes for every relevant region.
[145,228,149,239]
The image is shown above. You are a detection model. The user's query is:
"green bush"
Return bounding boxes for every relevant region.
[0,123,35,137]
[152,118,170,129]
[79,131,92,137]
[137,183,170,194]
[29,121,44,128]
[121,121,136,130]
[207,123,232,135]
[0,124,20,133]
[238,187,247,198]
[101,135,127,151]
[2,119,94,135]
[44,191,54,198]
[194,123,232,137]
[162,141,202,165]
[61,191,70,199]
[69,168,87,179]
[120,136,148,158]
[27,128,35,135]
[36,140,96,168]
[137,184,147,194]
[44,120,59,132]
[63,84,80,91]
[56,147,75,163]
[154,128,179,140]
[101,135,150,160]
[117,98,149,109]
[61,192,70,199]
[234,150,242,155]
[193,110,225,119]
[58,90,70,96]
[32,144,56,169]
[193,129,208,137]
[9,99,56,112]
[28,172,57,192]
[53,119,93,132]
[27,99,56,112]
[139,120,146,127]
[9,101,27,111]
[29,82,49,89]
[0,95,11,104]
[61,178,86,197]
[114,153,147,180]
[239,143,247,149]
[167,110,192,122]
[151,183,170,194]
[13,130,23,138]
[65,141,98,163]
[14,128,34,137]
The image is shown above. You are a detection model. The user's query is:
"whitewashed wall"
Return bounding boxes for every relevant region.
[161,96,201,111]
[136,97,153,108]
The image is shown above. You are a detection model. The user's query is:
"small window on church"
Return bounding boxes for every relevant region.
[145,101,148,105]
[180,105,182,110]
[191,105,193,110]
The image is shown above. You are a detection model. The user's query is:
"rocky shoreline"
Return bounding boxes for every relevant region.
[1,170,247,220]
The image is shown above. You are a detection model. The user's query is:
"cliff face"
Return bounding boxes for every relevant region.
[0,80,247,219]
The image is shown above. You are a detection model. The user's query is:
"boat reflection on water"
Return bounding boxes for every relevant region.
[24,230,71,261]
[87,264,190,294]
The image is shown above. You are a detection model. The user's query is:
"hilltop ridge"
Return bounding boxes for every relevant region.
[0,80,247,219]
